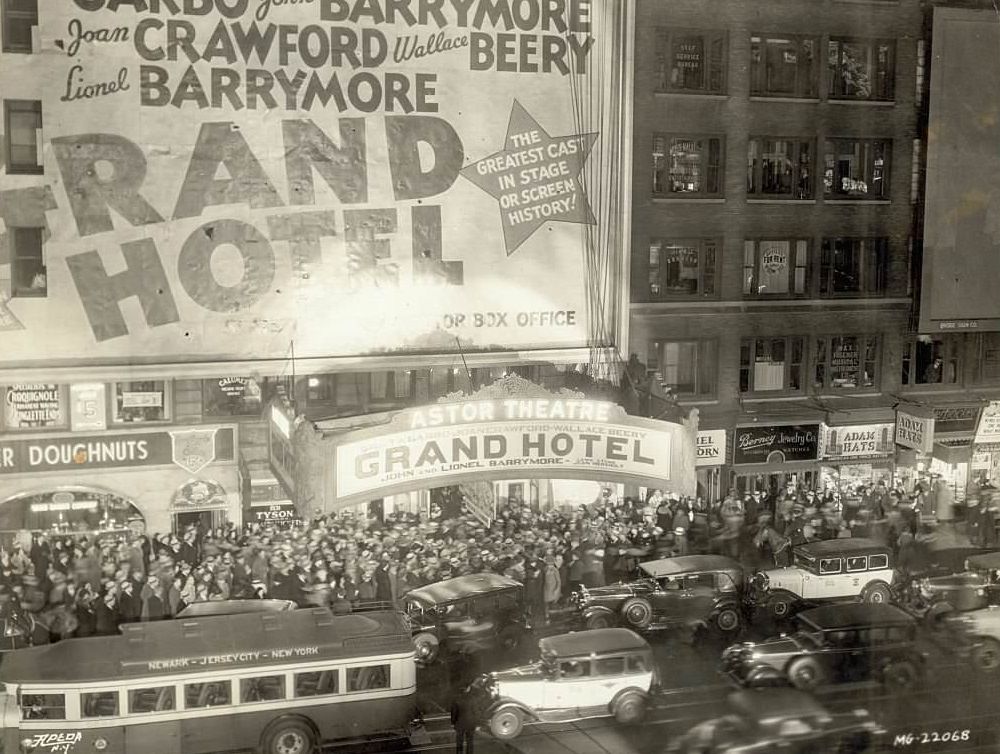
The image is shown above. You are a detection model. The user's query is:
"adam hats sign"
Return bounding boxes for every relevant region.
[895,410,934,453]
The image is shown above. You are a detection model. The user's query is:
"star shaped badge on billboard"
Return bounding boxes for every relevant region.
[460,101,598,255]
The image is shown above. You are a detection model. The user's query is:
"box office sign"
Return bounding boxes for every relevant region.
[0,1,633,369]
[696,430,727,467]
[821,423,894,460]
[0,427,235,474]
[896,410,934,453]
[4,385,64,429]
[333,398,680,501]
[733,424,820,466]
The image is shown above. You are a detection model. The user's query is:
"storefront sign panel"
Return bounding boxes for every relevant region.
[696,429,727,467]
[0,427,235,474]
[0,2,633,371]
[251,503,298,523]
[3,385,64,429]
[69,383,107,431]
[977,401,1000,443]
[934,405,981,436]
[896,411,934,453]
[733,424,820,465]
[821,423,894,460]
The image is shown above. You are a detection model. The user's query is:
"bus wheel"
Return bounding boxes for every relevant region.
[490,708,524,740]
[261,719,316,754]
[413,632,440,664]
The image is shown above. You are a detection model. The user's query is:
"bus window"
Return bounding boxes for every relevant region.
[82,691,120,718]
[295,670,339,697]
[347,664,390,692]
[240,676,286,703]
[185,681,231,708]
[128,687,176,714]
[21,694,66,720]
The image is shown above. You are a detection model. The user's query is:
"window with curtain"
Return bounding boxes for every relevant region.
[747,138,813,198]
[814,335,879,390]
[819,238,888,295]
[823,138,891,199]
[649,340,716,397]
[654,29,727,94]
[646,238,718,298]
[750,35,819,98]
[743,240,808,296]
[653,135,724,197]
[740,337,805,393]
[828,38,895,101]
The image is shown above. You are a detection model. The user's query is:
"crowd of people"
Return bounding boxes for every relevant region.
[0,477,949,647]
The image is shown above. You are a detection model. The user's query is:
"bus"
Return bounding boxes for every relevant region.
[0,607,418,754]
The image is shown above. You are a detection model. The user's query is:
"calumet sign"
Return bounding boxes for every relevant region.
[332,398,696,502]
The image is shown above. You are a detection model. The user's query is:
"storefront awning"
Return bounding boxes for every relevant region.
[934,441,974,466]
[821,397,898,426]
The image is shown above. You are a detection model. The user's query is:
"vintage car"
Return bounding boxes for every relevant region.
[403,572,528,664]
[722,603,925,691]
[946,605,1000,672]
[666,688,885,754]
[754,538,895,617]
[473,627,656,739]
[572,555,750,634]
[901,550,1000,615]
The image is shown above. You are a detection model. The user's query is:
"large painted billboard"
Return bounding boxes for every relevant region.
[0,0,632,371]
[920,7,1000,333]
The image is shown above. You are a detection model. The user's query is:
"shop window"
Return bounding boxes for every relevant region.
[976,334,1000,384]
[740,337,804,394]
[750,35,819,98]
[823,138,890,200]
[202,377,262,417]
[653,135,724,198]
[2,0,36,52]
[814,335,879,391]
[114,381,169,423]
[369,370,415,402]
[9,227,46,297]
[747,138,813,199]
[650,340,717,398]
[828,38,895,101]
[654,29,727,94]
[901,335,961,387]
[646,238,718,299]
[820,238,888,296]
[742,240,808,297]
[4,99,42,174]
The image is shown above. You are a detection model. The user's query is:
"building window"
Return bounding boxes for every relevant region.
[823,138,890,200]
[202,377,263,417]
[653,135,724,197]
[114,381,169,423]
[10,227,45,297]
[4,99,42,174]
[747,138,813,198]
[654,29,727,94]
[975,334,1000,384]
[369,370,415,401]
[740,337,805,393]
[650,340,716,397]
[901,335,961,386]
[750,35,819,98]
[743,240,808,297]
[646,239,718,299]
[814,335,879,391]
[1,0,36,53]
[819,238,888,296]
[828,39,895,101]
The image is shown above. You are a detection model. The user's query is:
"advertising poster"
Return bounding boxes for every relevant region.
[821,423,894,460]
[3,384,64,429]
[0,0,633,373]
[976,401,1000,444]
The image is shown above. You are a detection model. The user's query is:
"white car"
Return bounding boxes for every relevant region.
[473,628,656,739]
[950,605,1000,672]
[755,538,895,617]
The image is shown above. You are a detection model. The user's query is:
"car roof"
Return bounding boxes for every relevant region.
[538,628,649,657]
[966,551,1000,570]
[727,689,828,722]
[639,555,743,578]
[405,572,521,605]
[176,599,296,618]
[797,603,914,630]
[795,538,889,558]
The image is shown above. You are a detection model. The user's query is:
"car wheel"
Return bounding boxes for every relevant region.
[586,612,615,630]
[490,708,524,740]
[973,637,1000,673]
[260,719,316,754]
[769,593,794,618]
[413,632,440,664]
[611,691,646,725]
[786,657,825,691]
[715,607,741,633]
[882,659,919,690]
[498,627,521,652]
[863,582,892,604]
[621,597,653,630]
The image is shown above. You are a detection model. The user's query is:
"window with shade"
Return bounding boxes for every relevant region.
[740,337,804,394]
[901,336,962,387]
[114,381,169,423]
[653,135,724,198]
[750,35,819,98]
[1,0,36,53]
[828,39,895,101]
[650,341,716,398]
[823,138,891,200]
[743,240,808,297]
[10,227,46,297]
[819,238,888,296]
[369,371,415,402]
[975,334,1000,384]
[654,29,727,94]
[646,239,718,299]
[747,138,813,199]
[4,99,42,174]
[814,335,879,391]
